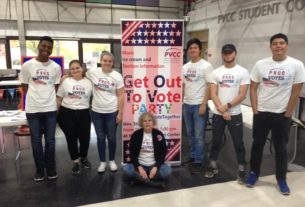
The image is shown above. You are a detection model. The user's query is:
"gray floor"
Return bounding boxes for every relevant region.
[0,122,304,207]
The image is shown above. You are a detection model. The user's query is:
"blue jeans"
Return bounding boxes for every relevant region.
[123,164,172,179]
[26,111,57,175]
[91,110,118,162]
[183,104,208,164]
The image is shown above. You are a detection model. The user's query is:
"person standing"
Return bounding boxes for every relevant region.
[182,38,213,174]
[86,51,124,173]
[57,60,92,175]
[204,44,249,184]
[246,33,305,195]
[20,36,61,181]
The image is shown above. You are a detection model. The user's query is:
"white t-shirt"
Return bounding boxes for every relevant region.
[57,77,93,110]
[183,59,213,105]
[138,132,156,166]
[20,58,61,113]
[86,68,124,113]
[210,64,250,115]
[251,56,305,113]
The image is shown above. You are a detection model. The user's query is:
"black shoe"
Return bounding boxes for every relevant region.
[47,171,58,180]
[149,180,166,189]
[182,157,195,166]
[189,163,203,174]
[72,163,81,175]
[33,172,45,182]
[204,164,219,178]
[81,158,91,169]
[237,170,246,184]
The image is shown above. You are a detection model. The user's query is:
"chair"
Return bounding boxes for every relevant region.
[14,125,31,161]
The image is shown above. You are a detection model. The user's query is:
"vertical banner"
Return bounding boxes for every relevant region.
[121,19,184,165]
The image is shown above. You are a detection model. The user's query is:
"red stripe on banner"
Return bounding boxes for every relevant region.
[122,46,135,141]
[165,140,180,161]
[122,21,143,43]
[168,46,183,162]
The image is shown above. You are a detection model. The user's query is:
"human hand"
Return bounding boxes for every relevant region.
[149,167,158,179]
[138,166,148,179]
[116,113,123,123]
[199,104,206,116]
[222,111,231,120]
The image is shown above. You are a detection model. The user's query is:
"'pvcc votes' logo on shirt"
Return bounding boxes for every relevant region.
[32,69,50,85]
[262,68,286,87]
[219,74,235,88]
[68,85,86,99]
[184,68,199,82]
[94,78,115,91]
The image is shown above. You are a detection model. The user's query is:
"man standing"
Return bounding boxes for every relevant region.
[20,36,61,181]
[182,38,213,174]
[246,33,305,195]
[204,44,249,184]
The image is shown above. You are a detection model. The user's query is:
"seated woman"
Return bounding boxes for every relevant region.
[123,112,172,187]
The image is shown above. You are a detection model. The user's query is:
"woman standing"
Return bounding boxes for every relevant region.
[86,51,124,173]
[57,60,93,175]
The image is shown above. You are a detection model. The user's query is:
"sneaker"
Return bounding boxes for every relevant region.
[72,163,81,175]
[189,163,203,174]
[246,171,257,187]
[182,157,194,166]
[81,158,91,169]
[47,171,58,180]
[33,172,45,182]
[277,179,290,195]
[237,170,246,184]
[204,164,219,178]
[97,162,107,173]
[109,160,118,172]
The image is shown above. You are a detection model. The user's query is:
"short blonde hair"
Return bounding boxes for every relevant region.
[138,112,156,128]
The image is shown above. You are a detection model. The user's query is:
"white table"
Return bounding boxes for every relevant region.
[0,80,21,87]
[0,110,27,154]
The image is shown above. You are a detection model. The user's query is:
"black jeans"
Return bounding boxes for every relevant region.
[57,106,91,161]
[210,113,246,165]
[250,112,291,180]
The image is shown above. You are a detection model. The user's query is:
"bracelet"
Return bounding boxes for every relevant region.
[227,102,232,109]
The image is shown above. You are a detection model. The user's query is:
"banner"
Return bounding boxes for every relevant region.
[121,19,184,165]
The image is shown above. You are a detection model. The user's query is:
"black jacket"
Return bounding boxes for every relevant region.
[129,128,167,169]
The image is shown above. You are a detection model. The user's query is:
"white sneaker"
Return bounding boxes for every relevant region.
[97,162,106,173]
[109,160,118,172]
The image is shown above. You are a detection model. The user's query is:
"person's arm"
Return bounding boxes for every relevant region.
[57,96,63,110]
[116,87,124,123]
[284,83,304,117]
[21,83,28,94]
[210,83,223,112]
[199,85,209,115]
[227,84,249,108]
[250,81,259,114]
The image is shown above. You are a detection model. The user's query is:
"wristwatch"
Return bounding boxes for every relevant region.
[227,102,232,109]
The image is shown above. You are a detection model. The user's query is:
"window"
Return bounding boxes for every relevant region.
[10,39,79,69]
[82,43,111,70]
[0,41,7,69]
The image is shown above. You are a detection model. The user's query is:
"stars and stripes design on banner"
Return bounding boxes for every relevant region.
[122,20,183,46]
